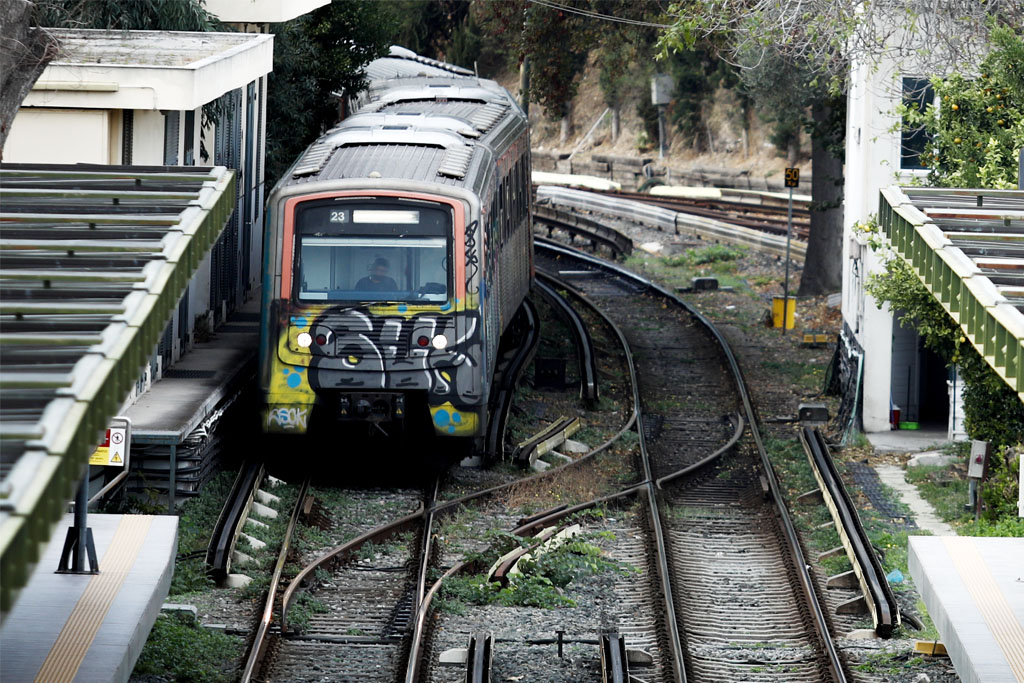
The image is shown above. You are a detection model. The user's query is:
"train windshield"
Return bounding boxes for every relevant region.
[294,201,451,303]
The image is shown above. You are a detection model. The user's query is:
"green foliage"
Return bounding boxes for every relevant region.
[265,1,396,186]
[437,528,633,612]
[668,244,745,266]
[982,447,1022,519]
[390,1,471,60]
[287,591,329,633]
[133,612,242,682]
[898,26,1024,188]
[865,257,1024,453]
[36,0,222,31]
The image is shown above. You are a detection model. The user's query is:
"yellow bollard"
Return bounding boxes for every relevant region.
[772,296,796,329]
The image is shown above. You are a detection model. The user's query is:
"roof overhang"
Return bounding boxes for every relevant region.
[23,29,273,111]
[204,0,330,23]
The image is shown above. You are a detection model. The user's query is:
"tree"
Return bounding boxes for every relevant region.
[0,0,59,157]
[264,1,396,185]
[33,0,221,31]
[900,25,1024,189]
[478,0,593,139]
[658,0,1023,295]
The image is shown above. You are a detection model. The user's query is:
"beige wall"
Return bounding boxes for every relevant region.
[5,108,110,163]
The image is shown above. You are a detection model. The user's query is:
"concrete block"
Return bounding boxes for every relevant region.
[692,277,719,291]
[245,517,268,530]
[251,501,278,519]
[439,648,468,665]
[224,573,252,589]
[255,489,281,506]
[562,439,589,454]
[798,403,829,422]
[240,533,266,550]
[231,550,253,566]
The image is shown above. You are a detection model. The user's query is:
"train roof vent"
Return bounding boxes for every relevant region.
[293,128,474,179]
[386,45,475,76]
[437,146,473,179]
[470,102,510,133]
[292,140,335,177]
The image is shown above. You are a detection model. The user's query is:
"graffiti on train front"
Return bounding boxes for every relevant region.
[268,406,310,430]
[299,307,484,403]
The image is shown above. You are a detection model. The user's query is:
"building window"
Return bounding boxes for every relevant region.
[183,110,195,165]
[901,77,934,170]
[164,111,180,165]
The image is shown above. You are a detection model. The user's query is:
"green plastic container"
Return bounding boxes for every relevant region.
[899,421,920,430]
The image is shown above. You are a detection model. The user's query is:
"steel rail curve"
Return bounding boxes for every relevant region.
[240,476,312,683]
[801,426,900,637]
[206,460,263,583]
[534,236,848,683]
[534,276,599,403]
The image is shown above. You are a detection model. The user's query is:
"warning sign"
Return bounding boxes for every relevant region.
[89,418,130,467]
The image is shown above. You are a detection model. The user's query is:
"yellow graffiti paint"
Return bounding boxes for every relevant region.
[429,401,479,436]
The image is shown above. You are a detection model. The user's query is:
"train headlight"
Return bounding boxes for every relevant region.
[431,334,448,350]
[296,332,313,348]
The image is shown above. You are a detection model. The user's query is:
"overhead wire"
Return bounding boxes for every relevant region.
[525,0,674,28]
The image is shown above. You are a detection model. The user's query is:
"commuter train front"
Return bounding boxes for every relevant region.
[259,48,532,444]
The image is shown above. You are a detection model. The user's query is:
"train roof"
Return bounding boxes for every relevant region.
[363,45,475,80]
[282,49,526,196]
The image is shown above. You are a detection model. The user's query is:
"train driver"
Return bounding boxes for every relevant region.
[356,256,398,291]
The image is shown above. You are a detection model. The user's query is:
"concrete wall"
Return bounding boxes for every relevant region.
[5,109,111,163]
[842,24,950,432]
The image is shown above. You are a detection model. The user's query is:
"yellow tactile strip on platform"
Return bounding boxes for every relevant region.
[34,515,153,683]
[943,536,1024,682]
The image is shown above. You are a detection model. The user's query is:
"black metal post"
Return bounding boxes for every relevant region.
[782,185,794,335]
[57,474,99,574]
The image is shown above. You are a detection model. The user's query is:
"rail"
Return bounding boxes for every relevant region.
[533,202,633,258]
[534,276,599,403]
[801,426,900,637]
[240,477,311,683]
[206,460,262,583]
[537,185,807,262]
[534,239,847,683]
[485,298,540,460]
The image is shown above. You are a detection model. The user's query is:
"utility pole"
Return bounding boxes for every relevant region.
[782,167,800,335]
[651,74,673,159]
[519,56,530,117]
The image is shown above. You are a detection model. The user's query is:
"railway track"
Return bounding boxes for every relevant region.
[536,185,808,261]
[207,218,892,681]
[610,188,811,239]
[255,487,430,681]
[533,239,847,682]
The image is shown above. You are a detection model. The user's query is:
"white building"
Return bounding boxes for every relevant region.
[841,18,990,437]
[6,28,273,371]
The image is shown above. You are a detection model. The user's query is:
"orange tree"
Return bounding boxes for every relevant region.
[901,25,1024,188]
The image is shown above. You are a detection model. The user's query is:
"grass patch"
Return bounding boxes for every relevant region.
[667,244,746,267]
[133,612,243,682]
[436,524,634,613]
[853,651,925,675]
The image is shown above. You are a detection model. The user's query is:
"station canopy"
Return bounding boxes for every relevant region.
[880,186,1024,402]
[0,164,236,611]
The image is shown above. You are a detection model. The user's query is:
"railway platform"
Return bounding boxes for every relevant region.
[124,297,260,510]
[909,536,1024,683]
[0,513,178,683]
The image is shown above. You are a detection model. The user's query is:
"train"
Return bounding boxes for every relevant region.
[259,47,533,448]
